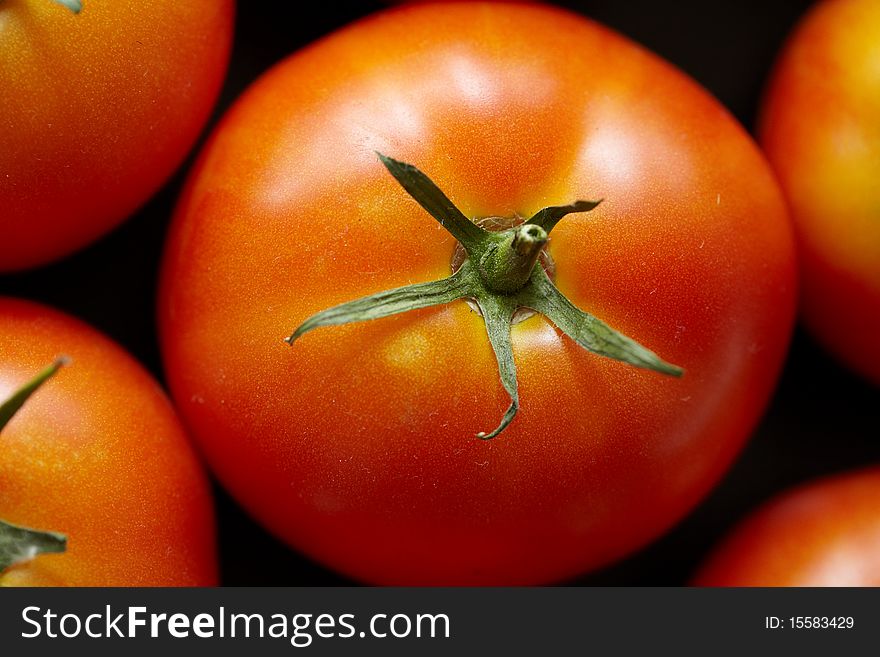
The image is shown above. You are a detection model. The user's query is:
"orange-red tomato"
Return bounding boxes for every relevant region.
[0,298,217,586]
[160,3,796,584]
[760,0,880,384]
[0,0,234,272]
[694,468,880,586]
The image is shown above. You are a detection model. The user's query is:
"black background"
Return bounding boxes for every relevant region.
[1,1,877,585]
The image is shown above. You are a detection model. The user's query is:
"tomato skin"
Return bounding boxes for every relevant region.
[160,3,796,584]
[0,0,234,272]
[694,468,880,586]
[0,298,217,586]
[759,0,880,385]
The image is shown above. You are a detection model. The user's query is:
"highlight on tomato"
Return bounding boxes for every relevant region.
[0,298,217,586]
[759,0,880,385]
[0,0,235,272]
[160,2,796,584]
[694,467,880,586]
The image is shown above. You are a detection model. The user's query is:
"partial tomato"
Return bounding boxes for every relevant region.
[694,467,880,586]
[160,3,796,584]
[0,298,216,586]
[760,0,880,384]
[0,0,234,272]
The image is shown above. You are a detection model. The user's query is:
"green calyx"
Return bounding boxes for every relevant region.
[287,153,683,439]
[0,359,69,575]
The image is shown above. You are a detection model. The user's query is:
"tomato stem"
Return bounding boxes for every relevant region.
[286,155,683,439]
[478,223,547,294]
[0,359,70,575]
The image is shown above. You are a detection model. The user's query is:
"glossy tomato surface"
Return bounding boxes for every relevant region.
[694,467,880,586]
[160,3,796,584]
[0,0,234,272]
[760,0,880,385]
[0,298,216,586]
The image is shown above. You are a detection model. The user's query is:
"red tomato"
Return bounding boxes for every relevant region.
[0,0,234,272]
[160,3,796,584]
[694,467,880,586]
[759,0,880,384]
[0,298,216,586]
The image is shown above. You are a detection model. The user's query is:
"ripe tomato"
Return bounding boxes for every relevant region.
[0,0,234,272]
[694,467,880,586]
[160,3,796,584]
[0,298,216,586]
[759,0,880,384]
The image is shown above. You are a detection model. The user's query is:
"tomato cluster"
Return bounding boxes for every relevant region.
[0,1,877,587]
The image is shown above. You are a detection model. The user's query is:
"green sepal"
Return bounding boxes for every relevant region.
[0,357,68,433]
[377,153,488,255]
[526,199,603,234]
[0,519,67,574]
[286,264,474,344]
[472,294,518,440]
[52,0,82,13]
[521,269,684,377]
